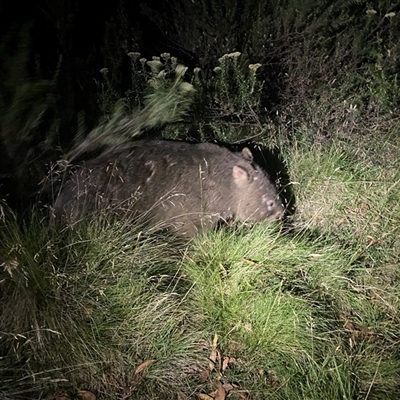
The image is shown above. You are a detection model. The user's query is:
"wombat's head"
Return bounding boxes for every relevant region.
[232,148,285,223]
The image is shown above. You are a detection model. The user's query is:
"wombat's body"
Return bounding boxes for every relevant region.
[52,140,284,236]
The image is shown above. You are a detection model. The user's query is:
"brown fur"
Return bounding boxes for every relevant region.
[52,140,284,236]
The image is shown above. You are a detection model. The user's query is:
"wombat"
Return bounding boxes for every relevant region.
[52,140,284,236]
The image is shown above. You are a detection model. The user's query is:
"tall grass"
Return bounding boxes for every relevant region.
[1,131,400,399]
[0,211,204,399]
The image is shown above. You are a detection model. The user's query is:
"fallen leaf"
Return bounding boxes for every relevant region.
[221,356,235,372]
[210,334,218,364]
[134,359,155,374]
[214,382,226,400]
[77,390,96,400]
[197,394,213,400]
[366,235,379,247]
[207,334,219,375]
[222,382,239,393]
[201,335,234,384]
[200,368,210,384]
[131,359,155,386]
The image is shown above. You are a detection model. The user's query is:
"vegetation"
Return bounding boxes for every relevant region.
[2,136,399,398]
[1,0,400,399]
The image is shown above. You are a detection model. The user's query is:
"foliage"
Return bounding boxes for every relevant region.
[191,52,264,121]
[142,0,400,136]
[66,53,195,163]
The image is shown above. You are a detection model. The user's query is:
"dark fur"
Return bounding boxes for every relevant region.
[52,140,284,236]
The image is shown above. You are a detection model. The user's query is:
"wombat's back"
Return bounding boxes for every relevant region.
[52,140,284,236]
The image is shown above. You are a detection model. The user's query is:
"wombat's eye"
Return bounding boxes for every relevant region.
[266,200,276,210]
[262,195,276,210]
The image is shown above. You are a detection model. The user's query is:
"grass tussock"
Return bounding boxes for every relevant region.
[0,211,204,399]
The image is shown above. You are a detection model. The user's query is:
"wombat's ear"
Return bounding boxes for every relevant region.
[241,147,253,162]
[232,165,250,186]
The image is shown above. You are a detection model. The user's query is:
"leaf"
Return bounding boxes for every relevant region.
[200,368,210,383]
[77,390,96,400]
[210,334,218,360]
[197,394,213,400]
[214,382,226,400]
[131,360,155,386]
[209,334,219,370]
[222,382,239,393]
[221,356,235,372]
[134,359,155,374]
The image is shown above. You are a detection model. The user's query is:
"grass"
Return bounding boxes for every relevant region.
[1,133,400,399]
